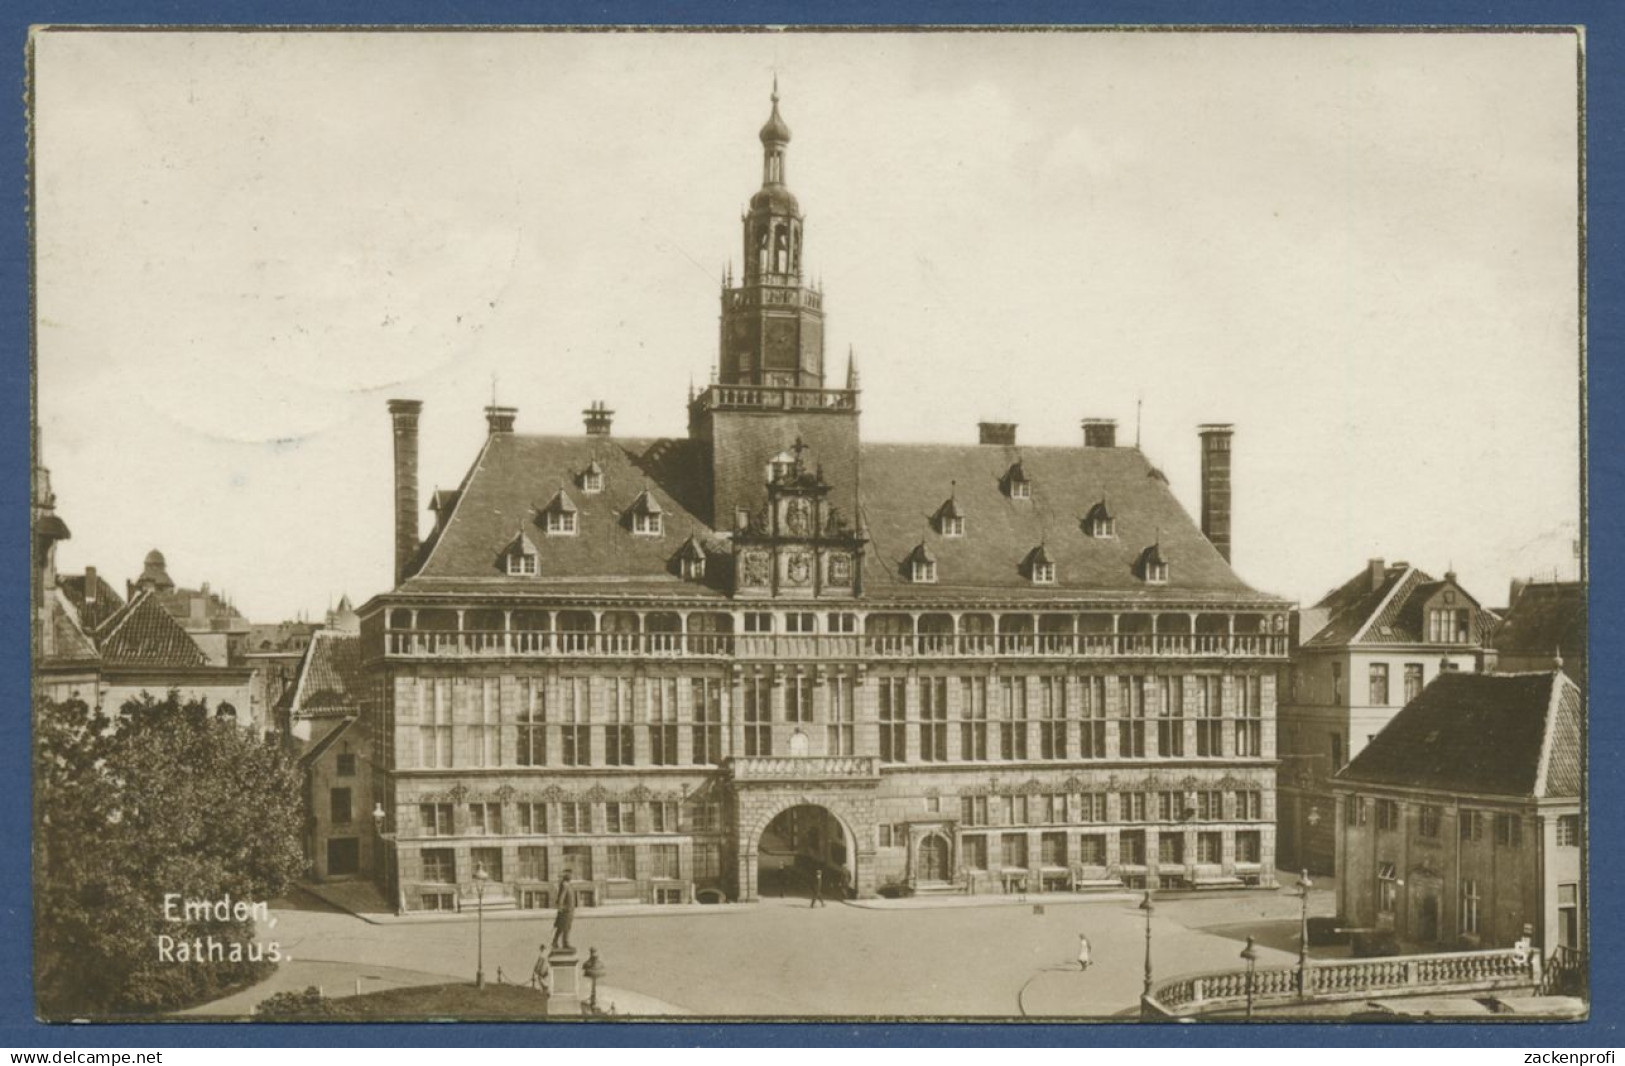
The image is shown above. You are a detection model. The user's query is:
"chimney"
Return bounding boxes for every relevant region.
[1368,558,1386,592]
[484,405,517,435]
[1081,418,1117,448]
[388,399,423,586]
[583,401,614,437]
[978,422,1017,446]
[84,565,97,603]
[1198,423,1234,563]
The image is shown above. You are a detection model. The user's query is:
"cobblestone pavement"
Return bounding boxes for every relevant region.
[225,880,1335,1019]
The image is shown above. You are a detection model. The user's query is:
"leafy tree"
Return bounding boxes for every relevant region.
[35,691,306,1018]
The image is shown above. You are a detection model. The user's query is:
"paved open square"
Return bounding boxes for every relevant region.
[193,882,1333,1019]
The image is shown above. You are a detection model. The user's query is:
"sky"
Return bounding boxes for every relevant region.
[33,29,1582,622]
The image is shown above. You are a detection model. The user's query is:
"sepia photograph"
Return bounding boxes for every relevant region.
[29,26,1584,1023]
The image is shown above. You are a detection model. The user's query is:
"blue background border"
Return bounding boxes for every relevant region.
[5,0,1616,1048]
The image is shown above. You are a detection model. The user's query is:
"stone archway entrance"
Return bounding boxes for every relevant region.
[757,804,854,901]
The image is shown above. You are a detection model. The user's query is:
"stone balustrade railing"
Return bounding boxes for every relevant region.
[1144,948,1542,1018]
[383,629,1288,662]
[728,755,880,783]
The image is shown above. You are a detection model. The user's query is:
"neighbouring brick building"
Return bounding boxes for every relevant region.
[285,628,373,883]
[358,89,1292,913]
[33,442,255,721]
[1332,671,1582,964]
[1276,560,1493,874]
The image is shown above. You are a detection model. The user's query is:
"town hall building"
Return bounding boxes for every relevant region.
[357,89,1292,911]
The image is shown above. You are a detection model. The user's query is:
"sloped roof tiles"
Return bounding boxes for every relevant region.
[402,432,1280,604]
[1336,671,1580,800]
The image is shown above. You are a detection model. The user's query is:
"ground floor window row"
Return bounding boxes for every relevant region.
[411,797,725,837]
[405,839,729,901]
[952,788,1266,828]
[880,826,1269,891]
[390,670,1272,770]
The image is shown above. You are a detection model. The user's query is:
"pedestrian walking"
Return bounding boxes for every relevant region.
[551,870,578,950]
[1077,932,1093,971]
[810,867,826,907]
[531,944,554,994]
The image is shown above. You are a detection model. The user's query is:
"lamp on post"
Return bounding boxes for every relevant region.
[473,861,490,988]
[371,802,403,917]
[583,948,606,1014]
[1297,868,1314,997]
[1240,935,1259,1020]
[1139,889,1155,1005]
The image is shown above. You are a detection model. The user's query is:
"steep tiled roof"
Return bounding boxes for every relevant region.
[1303,563,1489,649]
[95,589,210,669]
[43,589,101,664]
[858,442,1264,600]
[58,573,125,631]
[1493,582,1586,664]
[287,630,364,718]
[1336,671,1579,799]
[401,432,1281,604]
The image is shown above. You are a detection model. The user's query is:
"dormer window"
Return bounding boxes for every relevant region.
[580,460,605,494]
[1084,500,1116,539]
[1003,461,1031,500]
[936,493,966,537]
[502,531,540,576]
[540,490,578,536]
[1024,544,1056,585]
[674,535,707,580]
[627,489,664,537]
[907,543,938,584]
[1136,542,1169,585]
[943,516,965,537]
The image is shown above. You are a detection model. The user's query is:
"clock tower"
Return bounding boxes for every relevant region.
[719,81,826,388]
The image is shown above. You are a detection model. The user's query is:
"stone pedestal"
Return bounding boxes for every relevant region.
[550,948,582,999]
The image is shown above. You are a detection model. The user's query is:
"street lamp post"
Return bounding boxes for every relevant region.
[583,948,606,1014]
[371,802,403,917]
[1240,936,1259,1021]
[1139,889,1155,1004]
[473,861,490,989]
[1297,868,1314,998]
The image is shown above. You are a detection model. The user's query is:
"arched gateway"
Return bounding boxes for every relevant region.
[735,788,877,901]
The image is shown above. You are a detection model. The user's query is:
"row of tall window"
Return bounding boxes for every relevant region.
[957,789,1265,828]
[946,828,1264,870]
[419,840,724,885]
[879,675,1263,763]
[1349,797,1538,849]
[413,672,1266,770]
[417,799,723,838]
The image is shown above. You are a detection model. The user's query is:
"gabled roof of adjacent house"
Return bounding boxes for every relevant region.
[1302,562,1491,649]
[286,630,364,718]
[93,588,210,669]
[1493,581,1586,664]
[1336,671,1580,800]
[58,572,125,631]
[44,589,101,664]
[397,432,1282,603]
[297,715,356,769]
